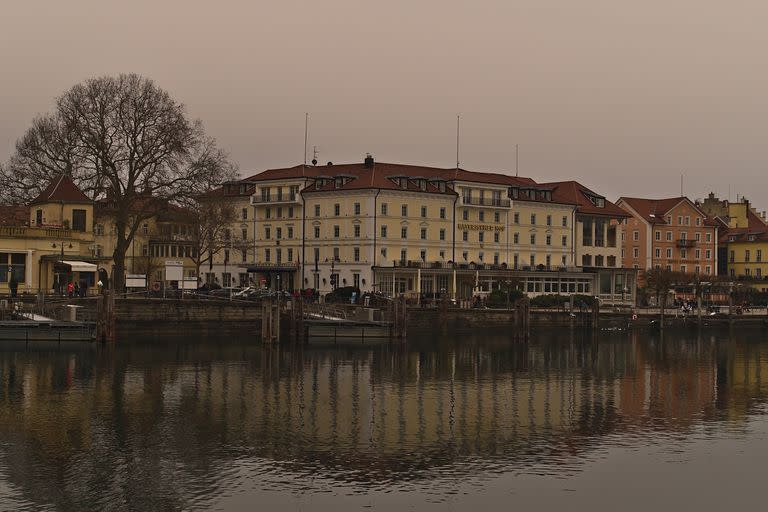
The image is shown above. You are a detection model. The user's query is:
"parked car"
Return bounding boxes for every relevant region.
[209,287,243,298]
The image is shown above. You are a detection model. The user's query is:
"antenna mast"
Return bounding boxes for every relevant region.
[303,113,309,166]
[456,115,460,170]
[680,172,684,197]
[515,144,519,177]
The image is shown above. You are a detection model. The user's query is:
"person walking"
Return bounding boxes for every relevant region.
[8,275,18,298]
[67,282,74,297]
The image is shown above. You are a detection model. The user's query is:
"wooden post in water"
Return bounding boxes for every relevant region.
[261,298,279,344]
[96,290,116,343]
[592,300,600,331]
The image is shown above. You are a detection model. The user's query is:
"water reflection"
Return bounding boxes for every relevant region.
[1,329,767,510]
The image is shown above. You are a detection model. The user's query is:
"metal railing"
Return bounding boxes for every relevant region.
[461,196,511,208]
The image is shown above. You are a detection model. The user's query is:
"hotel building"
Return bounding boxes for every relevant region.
[217,155,636,304]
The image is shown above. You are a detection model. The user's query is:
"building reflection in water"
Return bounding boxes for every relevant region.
[0,329,767,510]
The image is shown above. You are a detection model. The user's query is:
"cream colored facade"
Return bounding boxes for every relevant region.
[215,161,635,304]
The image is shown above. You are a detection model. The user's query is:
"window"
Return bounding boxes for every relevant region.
[353,273,360,288]
[439,250,445,259]
[72,209,87,232]
[678,216,683,225]
[462,251,468,261]
[401,226,407,239]
[381,225,387,238]
[276,227,282,240]
[494,232,500,243]
[354,202,361,215]
[381,248,387,259]
[730,250,735,263]
[633,230,639,241]
[381,203,388,215]
[242,228,248,240]
[354,225,361,238]
[530,214,536,225]
[314,226,320,238]
[514,212,520,224]
[494,212,500,223]
[288,207,294,218]
[313,247,320,262]
[546,234,551,246]
[513,233,519,244]
[287,248,293,262]
[402,204,408,217]
[655,231,661,241]
[400,249,407,262]
[333,225,340,238]
[463,210,469,221]
[582,219,593,246]
[530,234,536,245]
[479,252,484,262]
[562,216,568,227]
[354,247,360,262]
[440,207,446,219]
[695,232,701,241]
[706,265,711,274]
[758,249,763,262]
[264,248,270,262]
[265,208,272,220]
[420,249,426,261]
[0,253,26,283]
[746,250,751,262]
[288,227,294,239]
[706,249,711,259]
[420,228,427,240]
[421,206,427,218]
[680,232,687,240]
[685,216,690,226]
[494,253,499,265]
[666,231,672,241]
[513,254,519,269]
[706,233,711,243]
[439,229,446,241]
[242,208,248,220]
[333,247,340,261]
[479,211,485,222]
[463,231,468,242]
[265,227,271,239]
[334,204,340,216]
[479,232,484,243]
[314,204,320,217]
[562,235,567,246]
[696,217,701,226]
[666,248,672,258]
[680,265,687,273]
[546,215,552,226]
[633,248,639,258]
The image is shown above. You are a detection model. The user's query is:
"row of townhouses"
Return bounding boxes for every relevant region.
[2,154,767,302]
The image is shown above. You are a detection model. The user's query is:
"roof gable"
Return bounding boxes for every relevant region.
[30,175,91,205]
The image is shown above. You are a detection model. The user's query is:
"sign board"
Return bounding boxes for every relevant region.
[164,261,184,282]
[180,278,198,290]
[126,274,147,288]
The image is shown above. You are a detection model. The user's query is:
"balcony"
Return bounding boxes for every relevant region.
[0,225,91,241]
[676,239,696,248]
[460,196,511,208]
[250,194,300,205]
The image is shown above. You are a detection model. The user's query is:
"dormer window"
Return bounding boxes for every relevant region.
[419,179,427,191]
[749,235,756,241]
[509,187,519,199]
[729,236,737,242]
[335,177,343,189]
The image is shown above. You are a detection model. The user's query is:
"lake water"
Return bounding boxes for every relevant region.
[1,328,767,511]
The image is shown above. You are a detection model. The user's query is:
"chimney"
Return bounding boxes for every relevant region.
[364,153,374,169]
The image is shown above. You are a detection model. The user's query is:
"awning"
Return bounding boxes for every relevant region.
[60,260,97,272]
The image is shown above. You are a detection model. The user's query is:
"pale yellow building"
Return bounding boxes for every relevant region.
[0,175,103,295]
[217,156,636,304]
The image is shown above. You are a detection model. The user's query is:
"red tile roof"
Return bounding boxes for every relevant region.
[542,181,629,217]
[0,205,30,226]
[618,196,718,226]
[719,208,768,243]
[30,175,91,205]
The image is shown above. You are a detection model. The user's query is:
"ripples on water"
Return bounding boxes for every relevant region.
[1,329,768,510]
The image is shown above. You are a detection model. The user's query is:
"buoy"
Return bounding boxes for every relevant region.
[152,282,161,292]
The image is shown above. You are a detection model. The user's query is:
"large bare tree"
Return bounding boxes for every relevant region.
[1,74,236,290]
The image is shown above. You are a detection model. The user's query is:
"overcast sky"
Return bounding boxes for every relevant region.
[2,0,767,207]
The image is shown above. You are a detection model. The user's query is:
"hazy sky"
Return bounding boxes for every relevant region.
[2,0,767,206]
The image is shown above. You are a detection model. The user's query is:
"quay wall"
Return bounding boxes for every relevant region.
[108,299,768,337]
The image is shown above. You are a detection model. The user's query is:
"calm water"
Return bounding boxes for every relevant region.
[1,328,768,511]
